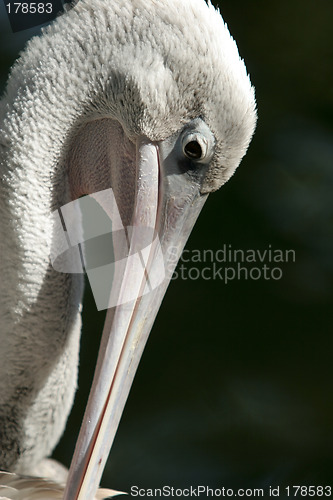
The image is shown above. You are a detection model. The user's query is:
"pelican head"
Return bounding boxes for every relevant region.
[0,0,256,499]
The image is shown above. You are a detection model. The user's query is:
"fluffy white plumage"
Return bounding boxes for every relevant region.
[0,471,123,499]
[0,0,256,489]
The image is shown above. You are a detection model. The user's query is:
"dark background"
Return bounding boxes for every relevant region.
[0,0,332,497]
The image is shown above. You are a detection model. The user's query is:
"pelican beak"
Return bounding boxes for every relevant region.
[63,136,208,500]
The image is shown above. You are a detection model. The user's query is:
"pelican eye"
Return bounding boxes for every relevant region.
[184,140,203,160]
[182,134,208,162]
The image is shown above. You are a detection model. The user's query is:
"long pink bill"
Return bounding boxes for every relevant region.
[63,137,207,500]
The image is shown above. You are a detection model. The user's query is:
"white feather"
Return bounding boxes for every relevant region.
[0,0,256,480]
[0,472,124,499]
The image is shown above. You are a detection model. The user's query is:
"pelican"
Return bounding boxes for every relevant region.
[0,0,257,498]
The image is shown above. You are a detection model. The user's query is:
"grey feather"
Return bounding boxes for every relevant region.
[0,0,256,477]
[0,471,123,499]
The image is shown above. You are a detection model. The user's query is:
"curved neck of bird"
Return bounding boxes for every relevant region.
[0,59,129,473]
